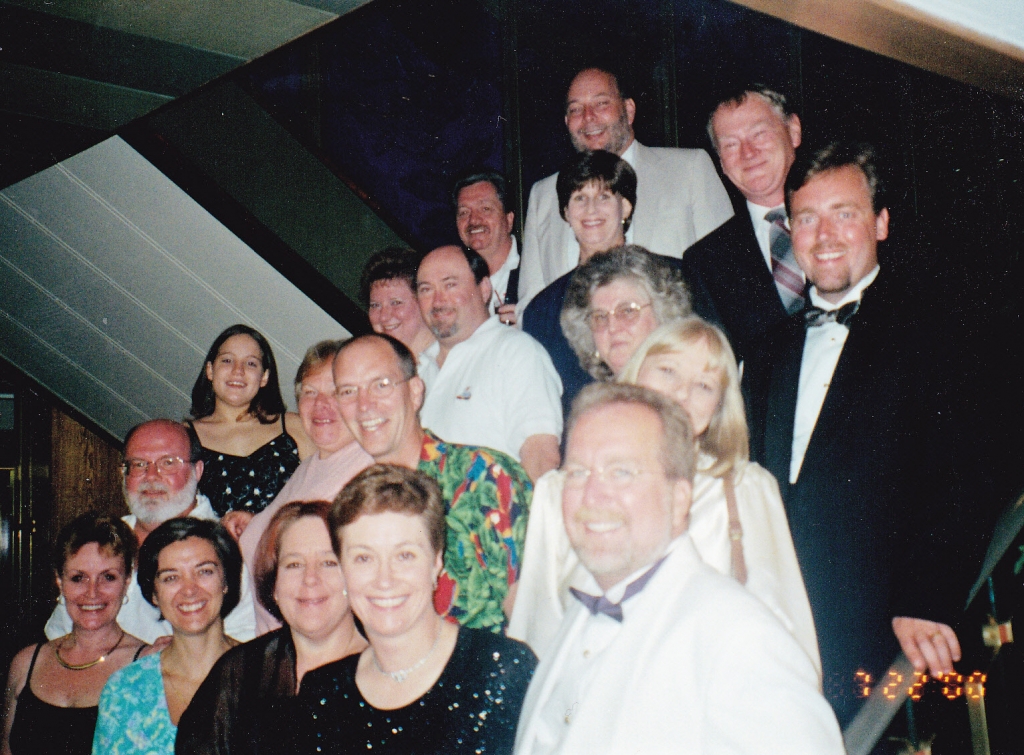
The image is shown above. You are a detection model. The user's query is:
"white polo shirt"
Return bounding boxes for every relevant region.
[420,316,563,460]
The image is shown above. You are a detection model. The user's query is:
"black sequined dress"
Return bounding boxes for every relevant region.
[297,627,537,755]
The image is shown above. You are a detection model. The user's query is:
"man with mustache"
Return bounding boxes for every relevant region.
[416,244,562,481]
[517,66,733,310]
[743,143,970,728]
[44,419,256,644]
[453,169,521,326]
[513,383,842,753]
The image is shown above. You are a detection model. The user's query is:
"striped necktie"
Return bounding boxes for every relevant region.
[765,208,805,315]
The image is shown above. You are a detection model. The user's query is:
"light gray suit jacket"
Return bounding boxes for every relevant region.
[518,142,733,310]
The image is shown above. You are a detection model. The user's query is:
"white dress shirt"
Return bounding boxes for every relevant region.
[489,236,520,311]
[790,266,880,483]
[529,549,670,750]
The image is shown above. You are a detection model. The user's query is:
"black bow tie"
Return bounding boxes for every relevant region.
[569,555,668,622]
[804,300,861,329]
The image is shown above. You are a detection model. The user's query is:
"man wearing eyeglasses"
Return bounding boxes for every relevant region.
[514,383,842,754]
[416,244,563,482]
[43,419,256,644]
[333,333,533,631]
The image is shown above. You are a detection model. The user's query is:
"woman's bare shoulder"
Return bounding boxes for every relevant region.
[6,642,45,692]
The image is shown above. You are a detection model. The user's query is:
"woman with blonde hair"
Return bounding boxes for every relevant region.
[509,317,819,676]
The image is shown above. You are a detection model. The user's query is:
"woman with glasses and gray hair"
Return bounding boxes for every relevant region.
[561,244,692,381]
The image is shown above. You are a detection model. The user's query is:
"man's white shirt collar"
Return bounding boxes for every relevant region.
[489,236,520,310]
[809,265,880,310]
[581,536,679,605]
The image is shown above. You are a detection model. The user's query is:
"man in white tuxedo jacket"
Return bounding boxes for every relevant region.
[518,67,733,310]
[513,383,842,755]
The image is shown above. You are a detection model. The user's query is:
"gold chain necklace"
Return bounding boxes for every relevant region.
[55,630,125,671]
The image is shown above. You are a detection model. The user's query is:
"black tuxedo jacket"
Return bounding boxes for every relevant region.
[743,270,970,726]
[681,210,789,364]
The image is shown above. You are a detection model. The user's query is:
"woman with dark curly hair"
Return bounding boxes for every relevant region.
[92,519,241,755]
[189,325,313,524]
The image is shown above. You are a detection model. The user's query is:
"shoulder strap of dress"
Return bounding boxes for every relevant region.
[281,413,287,433]
[26,642,44,681]
[723,475,748,585]
[132,645,146,661]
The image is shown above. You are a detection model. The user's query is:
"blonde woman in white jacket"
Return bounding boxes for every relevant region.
[509,317,820,680]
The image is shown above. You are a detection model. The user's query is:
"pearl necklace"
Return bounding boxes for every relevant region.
[55,630,125,671]
[371,627,441,683]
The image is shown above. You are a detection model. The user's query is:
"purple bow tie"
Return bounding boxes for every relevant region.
[569,555,668,622]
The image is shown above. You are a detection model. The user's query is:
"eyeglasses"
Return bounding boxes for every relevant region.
[563,463,653,490]
[335,376,410,404]
[586,301,653,332]
[123,456,188,478]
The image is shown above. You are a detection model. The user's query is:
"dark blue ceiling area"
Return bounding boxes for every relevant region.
[236,0,1024,324]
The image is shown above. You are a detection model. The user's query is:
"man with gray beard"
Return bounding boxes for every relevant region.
[44,419,256,643]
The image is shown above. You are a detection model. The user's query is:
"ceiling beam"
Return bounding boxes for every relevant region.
[0,62,173,132]
[727,0,1024,102]
[4,0,338,60]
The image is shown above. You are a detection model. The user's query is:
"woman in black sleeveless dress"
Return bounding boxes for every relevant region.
[2,513,148,755]
[188,325,313,528]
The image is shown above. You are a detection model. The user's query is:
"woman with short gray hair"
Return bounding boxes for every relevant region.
[560,244,691,381]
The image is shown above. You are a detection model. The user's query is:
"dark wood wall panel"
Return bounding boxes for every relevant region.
[49,407,126,541]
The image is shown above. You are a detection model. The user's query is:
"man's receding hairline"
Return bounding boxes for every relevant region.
[568,68,624,102]
[335,334,399,370]
[127,419,190,453]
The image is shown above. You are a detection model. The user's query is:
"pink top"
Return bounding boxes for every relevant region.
[239,441,373,634]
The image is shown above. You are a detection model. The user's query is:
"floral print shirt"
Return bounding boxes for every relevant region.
[418,430,532,631]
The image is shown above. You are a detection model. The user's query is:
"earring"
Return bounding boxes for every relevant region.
[432,576,438,590]
[122,594,129,606]
[342,588,348,597]
[57,594,64,606]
